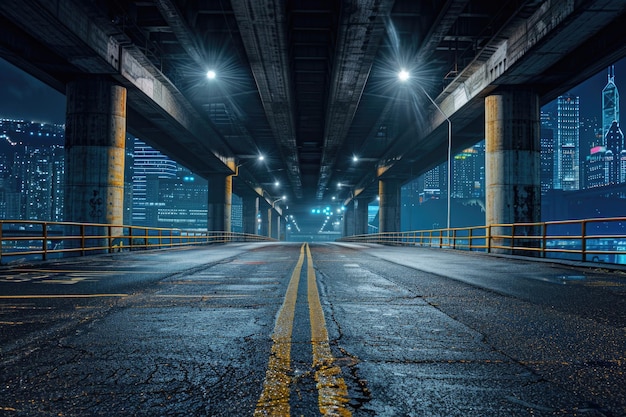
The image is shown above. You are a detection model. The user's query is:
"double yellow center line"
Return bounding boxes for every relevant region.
[255,243,351,416]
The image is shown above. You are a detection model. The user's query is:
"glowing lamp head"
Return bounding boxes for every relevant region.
[398,69,410,82]
[206,70,217,80]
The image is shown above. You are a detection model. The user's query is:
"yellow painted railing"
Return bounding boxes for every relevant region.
[339,217,626,265]
[0,220,274,263]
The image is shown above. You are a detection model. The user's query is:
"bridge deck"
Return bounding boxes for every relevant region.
[1,243,625,416]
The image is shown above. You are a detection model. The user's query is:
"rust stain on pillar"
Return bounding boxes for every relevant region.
[485,89,541,251]
[225,159,235,233]
[64,78,126,230]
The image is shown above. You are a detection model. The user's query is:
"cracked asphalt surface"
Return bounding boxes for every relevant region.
[1,242,625,416]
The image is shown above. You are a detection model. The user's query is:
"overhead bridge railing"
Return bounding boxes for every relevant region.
[0,220,274,264]
[339,217,626,265]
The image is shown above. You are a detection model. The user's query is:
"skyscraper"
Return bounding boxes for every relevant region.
[540,111,555,194]
[601,67,624,185]
[0,120,65,221]
[602,65,619,137]
[156,166,208,229]
[132,138,177,225]
[556,94,580,190]
[605,120,624,184]
[451,142,484,199]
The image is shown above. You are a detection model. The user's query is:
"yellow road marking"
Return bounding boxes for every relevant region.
[255,243,306,416]
[0,294,128,299]
[154,294,252,298]
[37,277,88,285]
[306,243,352,416]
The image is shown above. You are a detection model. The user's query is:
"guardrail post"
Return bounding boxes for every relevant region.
[541,223,547,258]
[487,225,492,254]
[581,221,587,262]
[0,222,3,264]
[145,229,149,250]
[469,228,473,251]
[511,224,516,254]
[81,224,86,257]
[43,222,48,261]
[108,225,113,254]
[452,229,457,249]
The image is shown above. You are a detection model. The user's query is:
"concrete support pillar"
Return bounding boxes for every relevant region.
[224,161,234,232]
[279,215,287,241]
[485,89,541,253]
[266,208,273,238]
[207,174,226,232]
[355,198,369,235]
[258,203,268,236]
[64,77,126,227]
[242,195,259,235]
[378,179,402,233]
[207,160,234,233]
[342,200,355,237]
[276,215,282,240]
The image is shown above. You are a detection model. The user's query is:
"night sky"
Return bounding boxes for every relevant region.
[0,59,66,124]
[1,56,626,125]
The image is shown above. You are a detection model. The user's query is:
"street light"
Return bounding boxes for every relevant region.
[233,153,265,177]
[271,195,286,207]
[398,69,452,233]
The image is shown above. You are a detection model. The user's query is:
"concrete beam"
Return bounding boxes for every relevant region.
[0,0,234,177]
[376,0,626,188]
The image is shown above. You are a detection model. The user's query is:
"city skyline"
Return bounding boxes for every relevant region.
[1,56,626,231]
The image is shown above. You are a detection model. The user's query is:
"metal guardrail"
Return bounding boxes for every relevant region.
[0,220,275,264]
[339,217,626,265]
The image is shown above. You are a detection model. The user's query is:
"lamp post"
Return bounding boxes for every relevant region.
[398,69,452,234]
[271,196,286,208]
[269,196,286,240]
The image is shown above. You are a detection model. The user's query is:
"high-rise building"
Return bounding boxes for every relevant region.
[422,165,443,201]
[556,94,580,190]
[605,120,625,185]
[124,137,134,225]
[0,120,65,221]
[231,194,243,233]
[586,146,607,188]
[602,65,619,137]
[156,166,208,229]
[540,111,555,194]
[583,66,624,190]
[132,138,177,225]
[452,141,484,199]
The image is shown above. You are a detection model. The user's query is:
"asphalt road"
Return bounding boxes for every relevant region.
[1,242,625,416]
